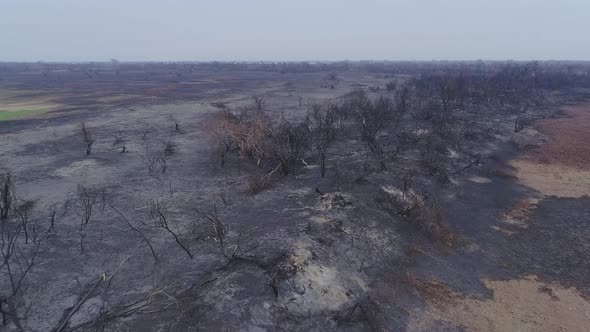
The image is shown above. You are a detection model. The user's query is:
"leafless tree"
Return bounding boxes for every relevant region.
[14,200,35,244]
[253,95,265,110]
[0,171,14,220]
[394,84,413,115]
[0,218,41,330]
[143,146,169,176]
[140,123,155,140]
[168,115,181,132]
[112,130,126,153]
[306,104,337,177]
[159,154,168,174]
[144,148,159,176]
[77,185,98,228]
[353,93,402,154]
[61,197,73,217]
[48,204,57,233]
[80,122,95,156]
[434,74,466,114]
[268,120,310,176]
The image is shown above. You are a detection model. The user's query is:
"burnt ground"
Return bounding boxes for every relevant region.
[1,66,589,331]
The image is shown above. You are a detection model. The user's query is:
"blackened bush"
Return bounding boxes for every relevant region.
[353,93,403,154]
[268,120,310,175]
[306,104,338,177]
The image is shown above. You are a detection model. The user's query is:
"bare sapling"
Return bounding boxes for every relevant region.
[149,199,193,259]
[77,185,98,228]
[80,121,95,156]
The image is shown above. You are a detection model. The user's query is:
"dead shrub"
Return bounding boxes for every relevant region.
[141,123,154,140]
[204,107,272,167]
[245,173,274,195]
[386,81,397,91]
[416,198,460,247]
[205,106,311,179]
[163,139,177,156]
[418,137,449,182]
[338,297,385,332]
[397,130,420,148]
[408,276,461,307]
[211,101,228,109]
[376,187,424,218]
[377,187,459,247]
[514,116,532,133]
[196,206,242,263]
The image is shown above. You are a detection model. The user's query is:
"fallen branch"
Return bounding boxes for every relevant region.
[109,204,159,263]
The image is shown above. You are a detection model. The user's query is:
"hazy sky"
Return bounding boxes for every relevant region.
[1,0,588,62]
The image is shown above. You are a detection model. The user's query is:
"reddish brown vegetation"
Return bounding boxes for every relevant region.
[529,104,590,170]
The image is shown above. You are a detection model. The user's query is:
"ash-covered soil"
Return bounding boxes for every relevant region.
[1,64,590,331]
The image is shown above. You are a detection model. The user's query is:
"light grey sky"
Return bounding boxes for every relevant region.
[1,0,588,62]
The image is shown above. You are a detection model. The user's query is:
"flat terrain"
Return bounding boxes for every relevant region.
[1,63,589,331]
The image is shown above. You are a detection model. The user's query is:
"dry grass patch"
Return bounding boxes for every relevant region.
[493,197,541,235]
[529,105,590,169]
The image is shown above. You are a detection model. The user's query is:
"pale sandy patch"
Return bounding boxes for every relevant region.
[408,276,590,332]
[510,159,590,198]
[299,264,350,310]
[467,176,492,184]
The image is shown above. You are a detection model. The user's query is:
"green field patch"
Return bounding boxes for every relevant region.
[0,109,46,121]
